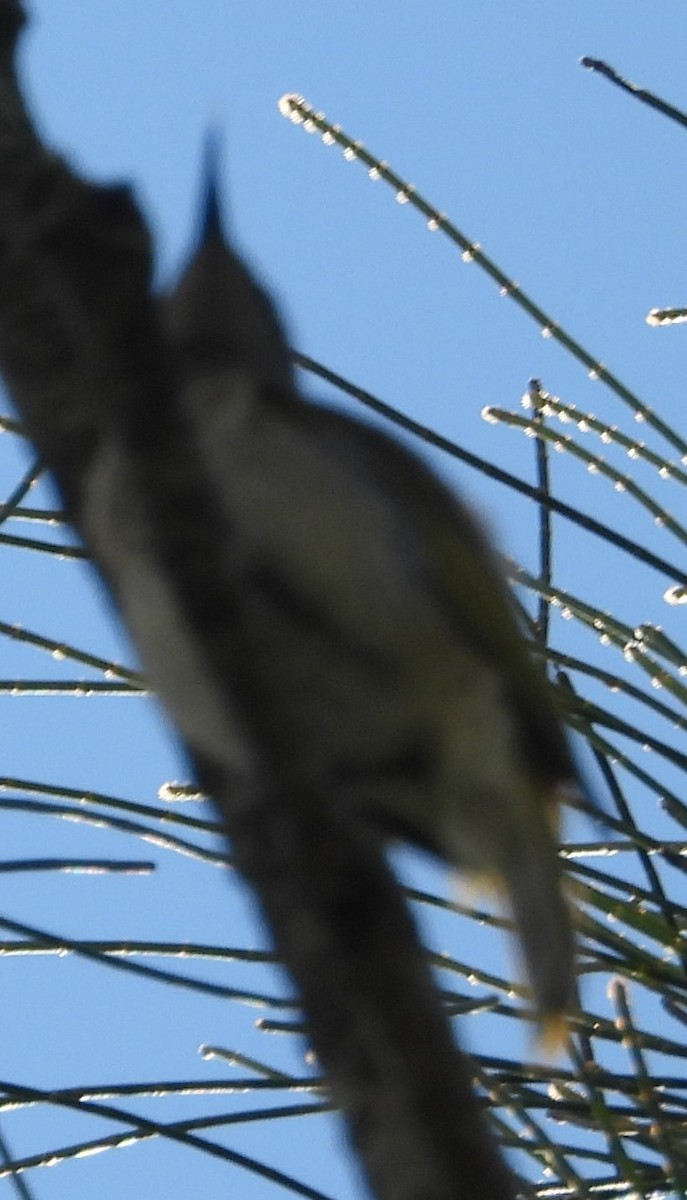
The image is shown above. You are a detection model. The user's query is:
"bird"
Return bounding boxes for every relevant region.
[149,135,581,1043]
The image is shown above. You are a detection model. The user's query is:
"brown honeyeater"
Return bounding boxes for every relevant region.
[89,136,580,1044]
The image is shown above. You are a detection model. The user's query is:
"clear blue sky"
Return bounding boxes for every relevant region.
[2,4,687,1198]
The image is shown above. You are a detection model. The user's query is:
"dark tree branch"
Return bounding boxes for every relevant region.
[0,4,517,1197]
[207,768,517,1200]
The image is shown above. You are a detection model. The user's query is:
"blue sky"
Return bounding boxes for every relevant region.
[3,4,687,1198]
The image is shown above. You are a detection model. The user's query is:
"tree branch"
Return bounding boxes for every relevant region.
[0,4,517,1196]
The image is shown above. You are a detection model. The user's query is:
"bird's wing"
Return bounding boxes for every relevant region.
[255,388,577,789]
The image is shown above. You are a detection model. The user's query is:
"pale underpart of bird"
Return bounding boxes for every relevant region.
[84,137,580,1044]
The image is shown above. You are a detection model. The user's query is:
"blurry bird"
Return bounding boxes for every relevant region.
[152,135,581,1042]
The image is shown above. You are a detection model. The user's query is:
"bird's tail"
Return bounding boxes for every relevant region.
[503,837,575,1050]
